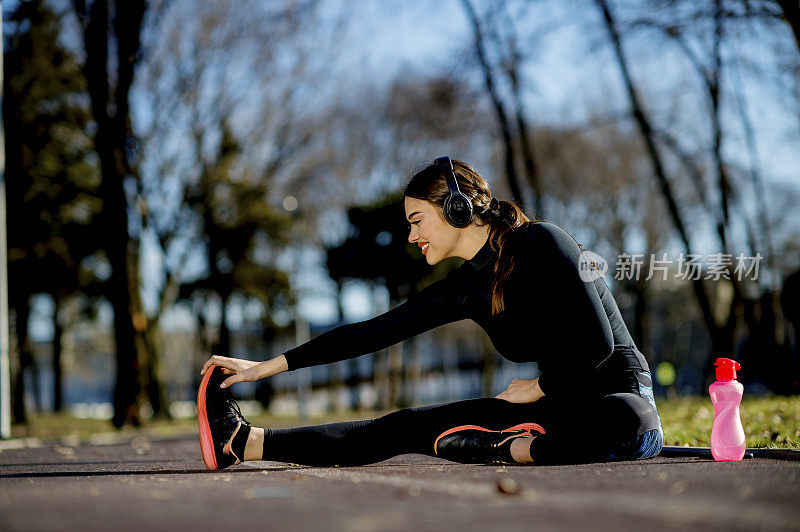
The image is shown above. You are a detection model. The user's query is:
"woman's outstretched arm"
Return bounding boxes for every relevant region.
[283,272,469,370]
[198,273,468,388]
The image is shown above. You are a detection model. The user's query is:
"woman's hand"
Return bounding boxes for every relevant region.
[495,378,545,404]
[201,355,258,376]
[200,354,289,389]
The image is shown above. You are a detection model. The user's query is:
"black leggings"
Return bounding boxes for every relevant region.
[261,352,664,466]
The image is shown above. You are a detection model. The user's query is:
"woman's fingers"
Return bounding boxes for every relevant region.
[220,370,248,389]
[201,355,242,375]
[201,355,224,375]
[219,364,265,388]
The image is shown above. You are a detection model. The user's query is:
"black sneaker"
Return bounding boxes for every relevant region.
[434,423,546,465]
[197,365,251,470]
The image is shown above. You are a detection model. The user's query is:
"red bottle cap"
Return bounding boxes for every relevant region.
[714,358,741,381]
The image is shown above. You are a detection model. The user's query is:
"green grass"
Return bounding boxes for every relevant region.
[8,409,392,442]
[656,394,800,449]
[8,395,800,449]
[9,412,198,441]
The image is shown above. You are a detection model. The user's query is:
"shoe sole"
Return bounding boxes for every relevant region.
[197,367,219,470]
[434,422,546,455]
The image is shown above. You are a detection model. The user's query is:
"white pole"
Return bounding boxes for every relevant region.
[283,196,310,420]
[295,313,310,420]
[0,6,12,439]
[294,214,310,421]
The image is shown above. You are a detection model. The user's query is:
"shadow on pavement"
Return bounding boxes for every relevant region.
[0,466,289,479]
[0,459,197,467]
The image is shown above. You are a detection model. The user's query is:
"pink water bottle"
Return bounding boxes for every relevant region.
[709,357,746,461]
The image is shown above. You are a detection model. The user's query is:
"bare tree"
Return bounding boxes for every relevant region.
[460,0,526,208]
[593,0,800,392]
[594,0,721,344]
[135,0,336,386]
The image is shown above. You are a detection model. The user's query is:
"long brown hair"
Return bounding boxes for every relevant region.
[404,159,540,315]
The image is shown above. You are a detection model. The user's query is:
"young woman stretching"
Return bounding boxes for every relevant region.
[196,157,663,469]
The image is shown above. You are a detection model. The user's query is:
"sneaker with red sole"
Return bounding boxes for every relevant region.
[434,422,546,464]
[197,365,251,470]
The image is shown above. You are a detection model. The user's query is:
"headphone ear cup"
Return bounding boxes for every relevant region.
[443,194,473,228]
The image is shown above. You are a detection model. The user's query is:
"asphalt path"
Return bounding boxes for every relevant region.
[1,435,799,531]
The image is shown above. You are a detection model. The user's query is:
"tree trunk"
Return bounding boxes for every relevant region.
[127,241,169,419]
[216,295,231,356]
[11,295,31,423]
[52,297,63,412]
[144,323,170,419]
[109,248,141,427]
[74,0,147,427]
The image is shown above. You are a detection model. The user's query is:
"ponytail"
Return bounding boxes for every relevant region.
[485,199,534,315]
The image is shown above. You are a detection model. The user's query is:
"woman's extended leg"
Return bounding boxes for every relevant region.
[254,397,554,466]
[245,392,660,467]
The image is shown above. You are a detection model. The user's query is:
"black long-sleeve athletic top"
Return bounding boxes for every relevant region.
[283,221,638,400]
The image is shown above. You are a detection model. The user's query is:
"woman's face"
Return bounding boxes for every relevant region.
[404,196,460,265]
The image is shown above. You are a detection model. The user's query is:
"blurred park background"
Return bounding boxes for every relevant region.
[2,0,800,437]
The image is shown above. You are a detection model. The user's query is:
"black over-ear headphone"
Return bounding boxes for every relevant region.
[433,156,473,228]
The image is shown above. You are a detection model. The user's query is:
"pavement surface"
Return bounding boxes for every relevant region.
[1,435,799,532]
